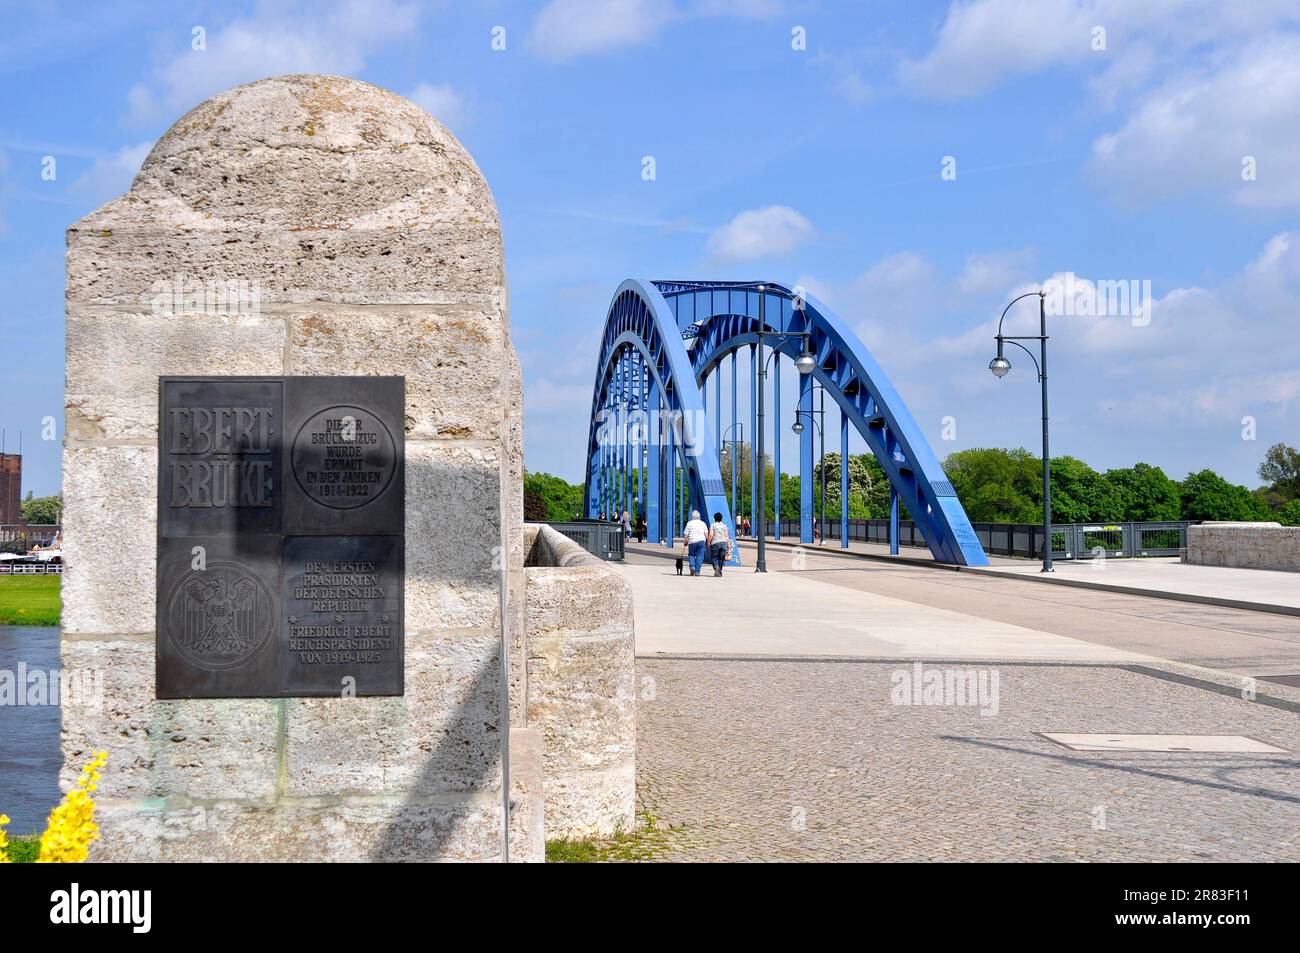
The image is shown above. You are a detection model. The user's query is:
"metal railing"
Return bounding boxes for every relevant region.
[767,518,1191,559]
[532,520,626,561]
[0,562,63,574]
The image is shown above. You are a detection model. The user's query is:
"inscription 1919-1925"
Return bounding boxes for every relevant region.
[156,377,405,699]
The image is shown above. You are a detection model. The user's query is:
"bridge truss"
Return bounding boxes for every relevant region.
[582,279,988,566]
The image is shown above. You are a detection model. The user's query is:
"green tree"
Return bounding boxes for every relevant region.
[718,442,774,522]
[1258,442,1300,501]
[522,471,584,522]
[1103,463,1182,521]
[1048,456,1125,523]
[814,452,874,518]
[942,448,1041,523]
[20,493,62,524]
[1278,499,1300,527]
[1178,469,1273,522]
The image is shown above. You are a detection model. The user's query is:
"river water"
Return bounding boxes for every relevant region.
[0,625,61,834]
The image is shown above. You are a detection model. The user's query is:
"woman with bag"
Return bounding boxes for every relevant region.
[707,512,732,577]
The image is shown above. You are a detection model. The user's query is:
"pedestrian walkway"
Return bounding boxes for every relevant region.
[749,533,1300,615]
[618,540,1300,862]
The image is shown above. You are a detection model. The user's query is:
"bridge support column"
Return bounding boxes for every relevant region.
[841,411,850,549]
[799,372,814,544]
[647,391,661,543]
[773,355,782,540]
[665,413,676,547]
[749,344,757,535]
[714,370,721,460]
[638,355,647,525]
[730,351,738,524]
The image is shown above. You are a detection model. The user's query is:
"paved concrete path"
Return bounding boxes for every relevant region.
[624,547,1140,662]
[628,541,1300,675]
[974,555,1300,614]
[618,540,1300,862]
[635,657,1300,862]
[746,532,1300,614]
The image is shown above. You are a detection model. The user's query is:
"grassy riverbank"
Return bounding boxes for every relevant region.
[0,576,61,625]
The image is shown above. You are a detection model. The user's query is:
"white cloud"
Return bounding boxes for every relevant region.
[407,82,467,130]
[898,0,1098,100]
[707,205,814,261]
[1088,34,1300,208]
[528,0,781,62]
[71,141,154,202]
[529,0,678,62]
[957,247,1036,295]
[127,0,419,123]
[899,0,1300,101]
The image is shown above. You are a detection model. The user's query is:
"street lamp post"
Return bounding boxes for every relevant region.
[989,290,1053,573]
[719,422,745,522]
[791,386,827,545]
[755,285,817,573]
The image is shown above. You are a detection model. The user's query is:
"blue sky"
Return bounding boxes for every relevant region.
[3,0,1299,498]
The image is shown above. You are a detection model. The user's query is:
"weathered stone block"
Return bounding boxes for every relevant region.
[92,795,503,862]
[283,630,502,796]
[65,308,285,441]
[507,727,545,862]
[523,526,636,839]
[60,639,280,800]
[67,225,504,306]
[1187,522,1300,572]
[528,630,637,770]
[61,446,156,636]
[405,442,502,631]
[285,308,504,440]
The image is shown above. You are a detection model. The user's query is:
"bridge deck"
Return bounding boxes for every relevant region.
[618,541,1300,862]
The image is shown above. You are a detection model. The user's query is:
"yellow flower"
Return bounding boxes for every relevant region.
[0,813,11,863]
[38,752,108,864]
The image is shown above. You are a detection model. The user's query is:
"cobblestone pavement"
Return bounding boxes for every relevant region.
[634,657,1300,862]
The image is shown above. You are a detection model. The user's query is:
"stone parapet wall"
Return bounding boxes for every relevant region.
[524,524,636,838]
[1186,522,1300,572]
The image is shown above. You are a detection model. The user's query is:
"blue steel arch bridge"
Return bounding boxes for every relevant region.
[582,279,988,567]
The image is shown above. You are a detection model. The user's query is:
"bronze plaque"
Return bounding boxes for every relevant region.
[156,377,404,698]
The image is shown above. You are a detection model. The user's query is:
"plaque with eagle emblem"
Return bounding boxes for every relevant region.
[157,377,404,698]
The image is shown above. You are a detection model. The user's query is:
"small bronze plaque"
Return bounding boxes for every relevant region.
[157,377,405,699]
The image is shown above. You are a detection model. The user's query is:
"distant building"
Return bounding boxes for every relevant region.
[0,453,19,525]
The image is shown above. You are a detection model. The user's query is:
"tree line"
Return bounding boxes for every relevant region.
[525,442,1300,527]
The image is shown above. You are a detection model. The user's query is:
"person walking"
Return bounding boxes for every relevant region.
[621,509,632,539]
[682,509,709,576]
[707,512,731,576]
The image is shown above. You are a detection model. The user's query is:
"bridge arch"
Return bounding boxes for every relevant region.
[583,279,988,566]
[582,279,740,561]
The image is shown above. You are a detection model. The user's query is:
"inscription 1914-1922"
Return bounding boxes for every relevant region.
[156,377,405,699]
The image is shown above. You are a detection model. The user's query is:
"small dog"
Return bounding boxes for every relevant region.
[674,556,684,575]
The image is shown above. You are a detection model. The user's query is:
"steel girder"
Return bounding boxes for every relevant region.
[583,279,740,562]
[651,280,988,566]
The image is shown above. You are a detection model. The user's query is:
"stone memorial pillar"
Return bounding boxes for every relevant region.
[62,74,523,861]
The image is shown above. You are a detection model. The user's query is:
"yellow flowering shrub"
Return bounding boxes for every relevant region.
[37,751,108,863]
[0,813,10,863]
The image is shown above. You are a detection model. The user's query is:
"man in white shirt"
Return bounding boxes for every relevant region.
[682,510,709,576]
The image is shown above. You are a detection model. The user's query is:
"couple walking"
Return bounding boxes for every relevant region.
[681,510,733,576]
